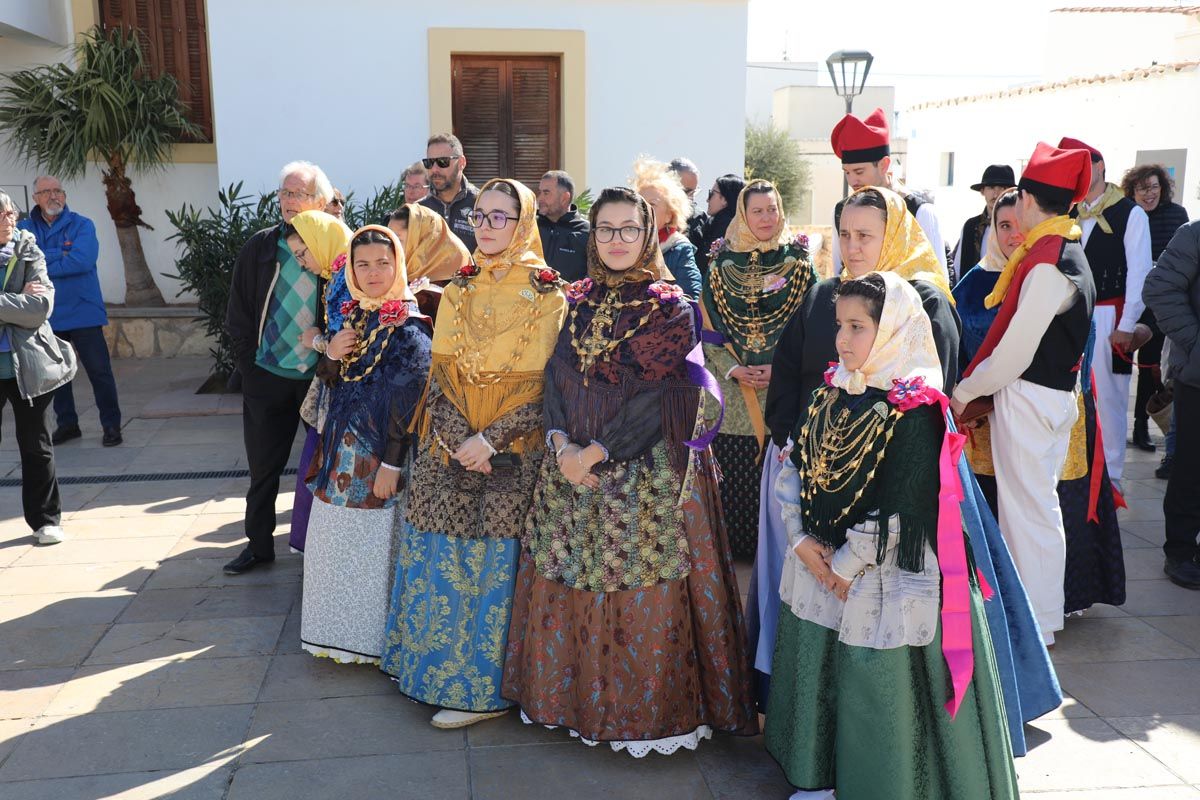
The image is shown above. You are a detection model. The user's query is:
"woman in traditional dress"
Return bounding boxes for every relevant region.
[502,186,757,755]
[755,186,1060,755]
[284,210,352,554]
[766,270,1019,800]
[300,225,432,663]
[631,157,703,298]
[955,189,1125,617]
[379,179,567,728]
[702,180,817,558]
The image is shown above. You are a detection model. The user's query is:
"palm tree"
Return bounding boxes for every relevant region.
[0,26,202,306]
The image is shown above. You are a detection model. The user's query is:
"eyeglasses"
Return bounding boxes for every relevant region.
[684,188,696,199]
[279,189,316,202]
[469,210,517,229]
[707,189,719,199]
[594,225,644,244]
[422,156,459,169]
[404,183,429,192]
[328,198,345,207]
[0,210,17,221]
[33,189,65,198]
[1134,184,1161,194]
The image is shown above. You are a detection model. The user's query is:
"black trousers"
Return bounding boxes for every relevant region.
[1164,380,1200,562]
[241,365,309,558]
[1134,312,1164,426]
[0,379,62,530]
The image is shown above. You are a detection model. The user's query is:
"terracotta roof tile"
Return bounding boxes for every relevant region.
[1051,6,1200,14]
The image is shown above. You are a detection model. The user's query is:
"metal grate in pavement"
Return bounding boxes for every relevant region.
[0,468,298,488]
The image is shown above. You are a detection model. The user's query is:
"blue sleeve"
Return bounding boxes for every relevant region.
[46,217,100,280]
[669,244,703,300]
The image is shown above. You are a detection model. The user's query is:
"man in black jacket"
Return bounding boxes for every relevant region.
[223,161,332,575]
[1143,219,1200,589]
[536,170,589,281]
[418,133,478,252]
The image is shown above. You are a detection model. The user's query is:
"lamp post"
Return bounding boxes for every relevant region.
[827,50,874,197]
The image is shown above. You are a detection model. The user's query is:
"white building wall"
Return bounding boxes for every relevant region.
[906,67,1200,253]
[206,0,748,201]
[1045,10,1196,79]
[746,62,817,125]
[0,29,215,304]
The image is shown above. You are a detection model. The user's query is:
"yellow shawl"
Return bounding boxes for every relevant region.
[404,203,472,282]
[1075,182,1125,236]
[290,210,351,280]
[722,182,792,254]
[839,185,952,300]
[423,178,566,451]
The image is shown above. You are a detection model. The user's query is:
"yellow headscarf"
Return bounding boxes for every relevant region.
[344,225,415,310]
[831,271,943,396]
[471,178,545,272]
[290,210,352,279]
[403,203,472,282]
[839,185,953,300]
[722,181,792,254]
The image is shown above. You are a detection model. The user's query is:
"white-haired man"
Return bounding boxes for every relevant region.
[223,161,331,575]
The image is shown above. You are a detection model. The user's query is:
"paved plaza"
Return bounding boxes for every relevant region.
[0,357,1198,799]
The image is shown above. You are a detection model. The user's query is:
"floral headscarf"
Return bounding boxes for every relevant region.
[471,178,545,273]
[344,224,415,310]
[403,203,471,282]
[722,181,792,254]
[839,185,952,300]
[585,188,667,288]
[290,210,352,279]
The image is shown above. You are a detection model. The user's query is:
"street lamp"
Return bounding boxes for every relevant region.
[827,50,874,196]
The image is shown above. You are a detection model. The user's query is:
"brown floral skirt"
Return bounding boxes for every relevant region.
[501,461,759,742]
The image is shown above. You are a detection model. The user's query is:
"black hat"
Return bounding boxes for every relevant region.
[970,164,1016,192]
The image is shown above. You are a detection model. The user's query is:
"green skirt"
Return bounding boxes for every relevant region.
[764,591,1019,800]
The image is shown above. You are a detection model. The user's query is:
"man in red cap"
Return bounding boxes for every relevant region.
[1060,137,1152,489]
[830,108,946,275]
[951,141,1097,644]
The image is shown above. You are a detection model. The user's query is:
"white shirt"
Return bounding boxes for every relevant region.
[1078,200,1152,333]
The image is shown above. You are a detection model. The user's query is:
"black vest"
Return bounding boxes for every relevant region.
[834,192,925,232]
[1079,198,1135,302]
[957,212,987,275]
[1021,240,1097,392]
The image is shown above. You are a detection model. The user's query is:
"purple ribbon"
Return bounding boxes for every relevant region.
[700,328,727,346]
[684,341,724,450]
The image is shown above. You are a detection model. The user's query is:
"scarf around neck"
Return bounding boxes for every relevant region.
[1075,182,1125,235]
[983,214,1081,309]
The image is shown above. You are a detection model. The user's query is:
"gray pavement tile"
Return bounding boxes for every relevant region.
[465,709,574,748]
[242,695,464,764]
[693,733,793,799]
[1035,692,1097,720]
[0,668,74,720]
[0,765,232,799]
[1144,616,1200,651]
[1116,502,1166,524]
[1055,659,1200,717]
[0,718,47,766]
[1108,715,1200,784]
[0,591,133,629]
[44,656,271,716]
[226,752,469,800]
[257,653,395,703]
[1071,602,1131,619]
[1050,617,1198,664]
[85,616,286,665]
[275,602,303,656]
[0,624,109,671]
[165,530,289,560]
[0,562,156,595]
[1020,788,1200,799]
[1121,530,1159,550]
[116,584,297,624]
[62,514,196,540]
[144,556,302,590]
[1017,718,1185,793]
[11,536,182,567]
[469,740,714,800]
[1120,579,1200,617]
[1123,548,1176,580]
[0,704,254,782]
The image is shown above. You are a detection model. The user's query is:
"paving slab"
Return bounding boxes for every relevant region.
[0,668,74,720]
[226,752,470,800]
[145,554,303,590]
[0,561,156,595]
[10,535,182,567]
[693,733,795,799]
[1018,718,1184,793]
[0,765,233,800]
[1055,659,1200,717]
[0,590,134,629]
[1120,580,1200,617]
[1023,788,1200,799]
[59,514,196,540]
[0,624,109,671]
[257,653,395,703]
[1144,616,1200,651]
[85,616,286,665]
[1107,715,1200,784]
[116,583,297,624]
[1049,617,1198,663]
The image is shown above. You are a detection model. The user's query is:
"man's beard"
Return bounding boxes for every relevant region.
[433,167,462,192]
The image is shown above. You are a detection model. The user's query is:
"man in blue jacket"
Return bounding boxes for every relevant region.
[19,176,122,447]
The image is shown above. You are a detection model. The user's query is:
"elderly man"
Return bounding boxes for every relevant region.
[535,170,589,281]
[401,163,430,205]
[18,176,122,447]
[419,133,478,251]
[670,157,706,244]
[324,188,345,220]
[223,161,332,575]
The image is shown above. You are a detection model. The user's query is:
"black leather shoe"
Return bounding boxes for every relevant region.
[223,548,275,575]
[1132,420,1156,452]
[51,426,82,445]
[1164,558,1200,590]
[1156,456,1173,480]
[102,427,123,447]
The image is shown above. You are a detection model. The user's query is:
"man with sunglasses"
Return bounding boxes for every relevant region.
[418,133,478,252]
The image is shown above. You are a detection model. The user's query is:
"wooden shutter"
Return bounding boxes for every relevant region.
[99,0,214,142]
[451,55,561,188]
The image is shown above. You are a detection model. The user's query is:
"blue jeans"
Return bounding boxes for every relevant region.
[52,326,122,430]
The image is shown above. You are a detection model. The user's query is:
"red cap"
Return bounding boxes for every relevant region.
[1019,141,1093,206]
[1057,136,1103,163]
[831,107,890,164]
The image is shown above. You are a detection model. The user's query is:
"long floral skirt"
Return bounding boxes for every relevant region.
[380,523,519,712]
[712,432,761,558]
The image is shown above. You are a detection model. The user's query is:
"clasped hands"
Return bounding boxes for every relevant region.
[793,537,853,601]
[550,433,602,490]
[730,364,771,390]
[452,433,494,475]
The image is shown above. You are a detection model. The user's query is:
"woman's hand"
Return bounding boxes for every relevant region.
[300,327,321,350]
[22,281,47,296]
[325,328,357,360]
[453,434,494,473]
[793,536,834,584]
[558,444,601,490]
[827,572,853,602]
[730,365,770,390]
[373,467,400,500]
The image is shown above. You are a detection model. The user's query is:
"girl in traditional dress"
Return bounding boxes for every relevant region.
[380,179,567,729]
[702,180,817,558]
[300,225,432,663]
[766,270,1018,800]
[502,186,757,756]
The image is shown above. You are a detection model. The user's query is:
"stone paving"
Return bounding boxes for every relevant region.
[0,357,1199,799]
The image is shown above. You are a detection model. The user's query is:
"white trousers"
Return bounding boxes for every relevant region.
[991,379,1078,641]
[1091,304,1131,482]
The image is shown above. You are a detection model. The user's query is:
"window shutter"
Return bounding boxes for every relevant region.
[509,60,559,187]
[453,57,508,182]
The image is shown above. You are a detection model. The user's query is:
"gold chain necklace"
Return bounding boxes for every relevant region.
[798,388,899,514]
[339,310,396,383]
[567,289,660,383]
[709,250,808,353]
[448,281,546,386]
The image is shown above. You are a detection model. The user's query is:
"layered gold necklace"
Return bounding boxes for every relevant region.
[447,278,546,386]
[567,289,660,383]
[797,387,899,517]
[339,310,395,383]
[708,249,808,354]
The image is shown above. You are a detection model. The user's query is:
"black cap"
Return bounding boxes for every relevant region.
[970,164,1016,192]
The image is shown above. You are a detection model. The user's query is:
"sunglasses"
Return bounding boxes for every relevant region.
[422,156,459,169]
